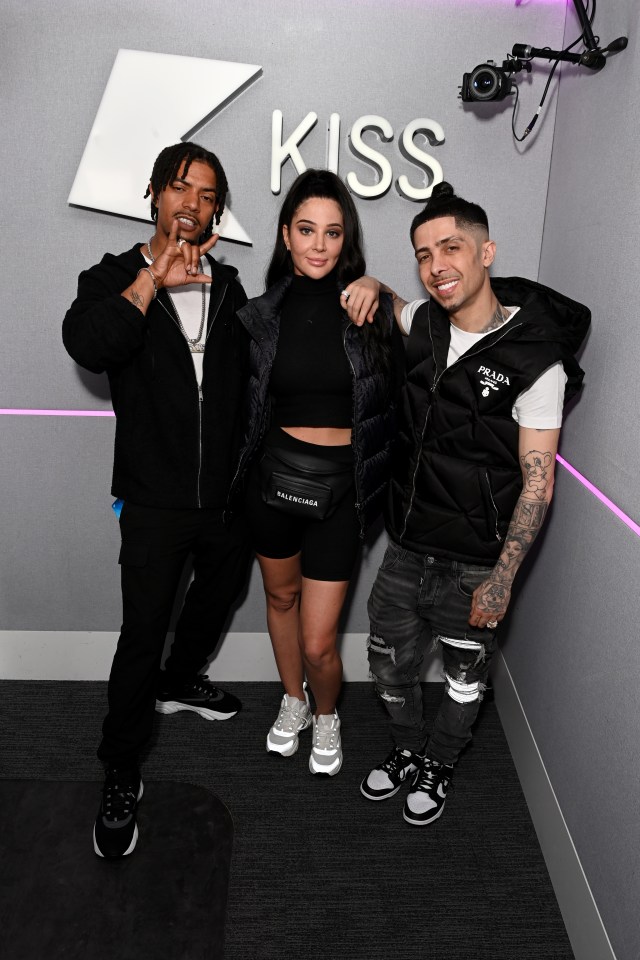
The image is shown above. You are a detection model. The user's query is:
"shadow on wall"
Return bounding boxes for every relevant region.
[75,366,112,403]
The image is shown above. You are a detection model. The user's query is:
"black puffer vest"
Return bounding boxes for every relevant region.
[387,276,590,563]
[232,275,398,534]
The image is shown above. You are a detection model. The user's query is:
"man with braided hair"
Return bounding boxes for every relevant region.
[63,142,250,858]
[343,182,590,825]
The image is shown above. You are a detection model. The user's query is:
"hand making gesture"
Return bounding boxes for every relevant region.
[123,220,219,314]
[147,219,219,289]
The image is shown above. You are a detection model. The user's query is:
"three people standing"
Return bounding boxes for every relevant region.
[64,147,588,858]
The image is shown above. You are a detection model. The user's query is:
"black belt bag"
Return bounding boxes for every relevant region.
[259,443,353,521]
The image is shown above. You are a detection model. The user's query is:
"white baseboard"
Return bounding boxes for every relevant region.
[493,651,616,960]
[0,630,444,683]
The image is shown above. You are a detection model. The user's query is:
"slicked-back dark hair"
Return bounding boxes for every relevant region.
[144,141,229,240]
[266,169,366,288]
[266,169,394,379]
[410,181,489,244]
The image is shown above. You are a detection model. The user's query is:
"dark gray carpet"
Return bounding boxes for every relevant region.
[0,680,574,960]
[0,780,232,960]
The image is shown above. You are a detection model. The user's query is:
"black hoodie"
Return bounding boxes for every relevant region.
[63,243,248,509]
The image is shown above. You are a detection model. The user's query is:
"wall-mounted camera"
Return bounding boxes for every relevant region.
[458,0,627,140]
[460,60,529,103]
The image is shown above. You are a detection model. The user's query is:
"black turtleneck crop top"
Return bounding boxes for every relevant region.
[270,272,353,428]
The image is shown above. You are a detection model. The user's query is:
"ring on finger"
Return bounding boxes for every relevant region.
[487,619,498,629]
[340,290,350,302]
[177,238,186,248]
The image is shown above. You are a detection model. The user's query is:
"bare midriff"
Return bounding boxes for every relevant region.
[281,426,352,447]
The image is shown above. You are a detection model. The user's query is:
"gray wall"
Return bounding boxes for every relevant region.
[3,0,637,955]
[1,0,566,633]
[503,3,640,960]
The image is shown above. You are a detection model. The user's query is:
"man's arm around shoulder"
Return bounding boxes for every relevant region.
[341,277,410,331]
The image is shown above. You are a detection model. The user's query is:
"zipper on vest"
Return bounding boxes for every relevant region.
[205,281,228,343]
[225,342,272,521]
[343,326,364,536]
[432,322,524,540]
[484,470,503,541]
[399,316,523,541]
[432,321,525,391]
[400,404,431,541]
[400,306,440,541]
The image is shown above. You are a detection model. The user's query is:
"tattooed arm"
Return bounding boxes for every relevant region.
[469,426,561,628]
[121,270,157,315]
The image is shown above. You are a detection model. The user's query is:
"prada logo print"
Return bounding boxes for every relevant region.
[477,364,510,397]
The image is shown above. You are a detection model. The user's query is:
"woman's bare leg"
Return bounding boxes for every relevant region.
[299,577,350,715]
[256,553,305,699]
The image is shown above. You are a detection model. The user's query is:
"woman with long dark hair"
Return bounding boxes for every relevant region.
[233,170,402,775]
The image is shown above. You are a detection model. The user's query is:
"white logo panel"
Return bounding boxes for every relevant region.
[68,49,261,243]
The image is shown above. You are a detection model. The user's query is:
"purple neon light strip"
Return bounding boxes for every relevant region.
[556,454,640,538]
[1,408,638,536]
[0,409,114,417]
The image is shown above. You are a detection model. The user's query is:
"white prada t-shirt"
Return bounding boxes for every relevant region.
[400,300,566,429]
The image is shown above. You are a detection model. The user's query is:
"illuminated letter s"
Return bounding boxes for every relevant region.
[397,118,445,201]
[346,115,393,199]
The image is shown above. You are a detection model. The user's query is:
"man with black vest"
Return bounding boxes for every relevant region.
[345,183,590,825]
[63,142,250,858]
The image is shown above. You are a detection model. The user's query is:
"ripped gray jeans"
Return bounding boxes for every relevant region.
[367,539,498,766]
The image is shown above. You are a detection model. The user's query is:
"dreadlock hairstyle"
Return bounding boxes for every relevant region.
[409,181,489,244]
[266,169,391,380]
[144,142,229,241]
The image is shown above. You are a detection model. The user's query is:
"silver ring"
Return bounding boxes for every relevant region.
[177,238,186,248]
[340,290,350,302]
[487,619,498,629]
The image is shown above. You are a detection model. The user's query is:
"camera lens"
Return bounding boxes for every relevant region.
[460,62,512,104]
[471,66,499,100]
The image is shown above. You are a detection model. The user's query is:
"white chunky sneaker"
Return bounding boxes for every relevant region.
[266,691,312,757]
[309,711,342,776]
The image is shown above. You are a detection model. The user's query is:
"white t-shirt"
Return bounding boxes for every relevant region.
[143,252,211,389]
[400,300,566,429]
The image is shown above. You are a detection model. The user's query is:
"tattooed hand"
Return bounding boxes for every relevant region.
[469,579,512,628]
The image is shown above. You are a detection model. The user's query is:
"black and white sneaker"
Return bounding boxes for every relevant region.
[360,746,423,801]
[403,757,453,825]
[155,673,241,720]
[93,766,143,859]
